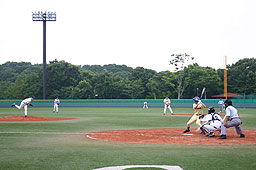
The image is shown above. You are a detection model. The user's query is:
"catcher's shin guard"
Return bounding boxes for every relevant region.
[200,127,206,135]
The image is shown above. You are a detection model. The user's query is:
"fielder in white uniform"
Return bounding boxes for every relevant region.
[143,101,148,109]
[200,106,223,137]
[11,96,35,118]
[53,97,60,113]
[218,98,224,112]
[163,96,173,115]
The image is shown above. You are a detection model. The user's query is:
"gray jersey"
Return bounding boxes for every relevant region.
[225,105,239,119]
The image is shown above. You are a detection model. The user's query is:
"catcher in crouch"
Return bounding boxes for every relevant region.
[200,106,224,137]
[183,96,207,134]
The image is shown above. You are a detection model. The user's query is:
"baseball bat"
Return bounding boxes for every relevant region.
[200,87,205,98]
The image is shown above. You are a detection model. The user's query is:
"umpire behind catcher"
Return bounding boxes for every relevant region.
[219,99,245,139]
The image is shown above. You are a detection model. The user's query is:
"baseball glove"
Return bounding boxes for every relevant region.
[199,115,204,119]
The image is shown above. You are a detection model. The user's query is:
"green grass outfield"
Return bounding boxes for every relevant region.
[0,107,256,170]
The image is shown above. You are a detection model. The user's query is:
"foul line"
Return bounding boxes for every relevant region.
[0,131,89,135]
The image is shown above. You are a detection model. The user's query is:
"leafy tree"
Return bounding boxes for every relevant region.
[129,67,157,98]
[91,72,126,99]
[4,71,41,99]
[0,81,13,99]
[183,64,222,99]
[73,80,93,99]
[80,69,96,82]
[51,86,74,99]
[169,53,194,99]
[146,71,176,99]
[81,64,133,75]
[227,58,256,94]
[123,79,145,99]
[0,62,41,82]
[44,60,81,99]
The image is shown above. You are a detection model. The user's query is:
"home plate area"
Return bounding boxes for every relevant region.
[87,128,256,145]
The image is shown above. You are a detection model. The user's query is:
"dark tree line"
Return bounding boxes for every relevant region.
[0,58,255,99]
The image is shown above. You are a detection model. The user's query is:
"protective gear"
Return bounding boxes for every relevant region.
[208,106,215,114]
[200,127,206,135]
[193,96,200,102]
[224,99,232,106]
[199,115,204,119]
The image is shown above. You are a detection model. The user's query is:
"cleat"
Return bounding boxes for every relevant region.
[25,115,28,118]
[219,135,227,139]
[240,134,245,138]
[200,131,206,135]
[183,129,190,133]
[206,132,215,137]
[11,103,16,107]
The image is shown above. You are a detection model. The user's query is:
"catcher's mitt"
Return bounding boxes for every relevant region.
[199,115,204,119]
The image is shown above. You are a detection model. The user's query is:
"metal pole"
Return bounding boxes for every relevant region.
[32,11,56,99]
[43,20,46,99]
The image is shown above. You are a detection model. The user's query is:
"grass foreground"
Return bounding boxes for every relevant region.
[0,107,256,170]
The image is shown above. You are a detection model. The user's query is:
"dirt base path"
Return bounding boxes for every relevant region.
[87,128,256,145]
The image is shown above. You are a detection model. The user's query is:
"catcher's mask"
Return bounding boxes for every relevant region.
[208,106,215,114]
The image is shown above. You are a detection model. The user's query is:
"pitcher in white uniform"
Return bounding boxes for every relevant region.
[11,96,35,118]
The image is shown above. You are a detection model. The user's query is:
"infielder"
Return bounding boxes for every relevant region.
[218,98,224,112]
[143,101,148,109]
[200,106,223,137]
[163,96,173,115]
[11,96,35,118]
[219,99,245,139]
[53,97,60,113]
[183,96,207,134]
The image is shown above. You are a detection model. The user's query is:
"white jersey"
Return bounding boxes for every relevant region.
[164,98,171,105]
[201,113,223,125]
[22,98,33,105]
[54,99,60,104]
[218,100,224,105]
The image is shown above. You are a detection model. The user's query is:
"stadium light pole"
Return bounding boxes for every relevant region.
[32,11,56,99]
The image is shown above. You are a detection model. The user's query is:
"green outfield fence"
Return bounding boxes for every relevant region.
[1,99,256,108]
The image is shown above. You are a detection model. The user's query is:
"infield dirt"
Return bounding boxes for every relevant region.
[87,128,256,145]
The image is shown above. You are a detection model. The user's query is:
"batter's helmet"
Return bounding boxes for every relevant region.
[208,106,215,114]
[193,96,200,102]
[224,99,232,106]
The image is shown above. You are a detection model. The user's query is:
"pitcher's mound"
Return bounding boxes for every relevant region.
[0,116,76,121]
[87,128,256,145]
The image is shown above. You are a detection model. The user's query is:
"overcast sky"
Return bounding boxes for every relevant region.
[0,0,255,72]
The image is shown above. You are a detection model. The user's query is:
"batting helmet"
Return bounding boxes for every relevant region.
[193,96,200,102]
[224,99,232,106]
[208,106,215,114]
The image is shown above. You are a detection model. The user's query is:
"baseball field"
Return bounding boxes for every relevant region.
[0,107,256,170]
